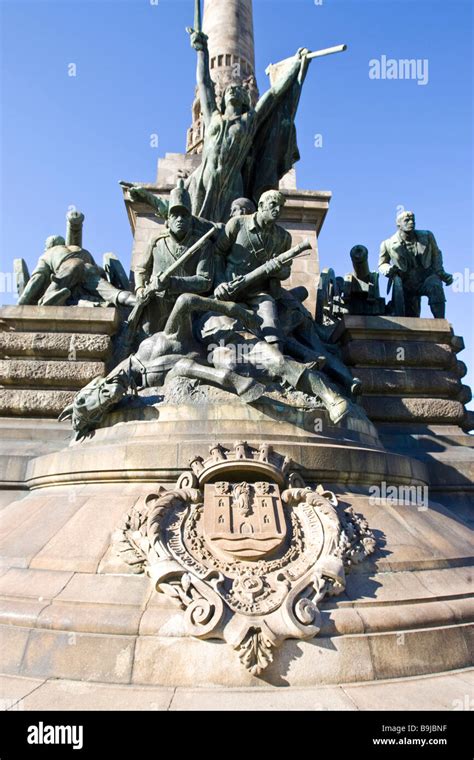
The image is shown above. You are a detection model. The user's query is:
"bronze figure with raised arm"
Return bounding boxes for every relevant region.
[185,24,311,222]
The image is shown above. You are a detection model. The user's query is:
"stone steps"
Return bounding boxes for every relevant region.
[0,360,104,389]
[355,367,465,399]
[2,668,472,710]
[333,316,471,427]
[0,332,111,360]
[0,305,119,335]
[0,305,119,419]
[0,389,77,418]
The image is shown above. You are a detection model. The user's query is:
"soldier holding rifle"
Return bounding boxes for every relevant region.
[213,189,295,351]
[129,180,217,336]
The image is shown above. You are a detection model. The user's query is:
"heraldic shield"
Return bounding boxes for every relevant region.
[114,441,376,675]
[203,481,286,560]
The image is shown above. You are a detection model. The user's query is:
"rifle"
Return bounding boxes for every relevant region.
[214,238,312,301]
[126,225,216,339]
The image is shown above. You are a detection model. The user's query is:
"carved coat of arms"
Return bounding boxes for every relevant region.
[115,442,376,675]
[204,481,285,560]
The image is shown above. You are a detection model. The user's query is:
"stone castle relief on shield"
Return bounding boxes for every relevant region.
[114,442,376,674]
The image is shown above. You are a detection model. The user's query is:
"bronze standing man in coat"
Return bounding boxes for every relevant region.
[379,211,452,318]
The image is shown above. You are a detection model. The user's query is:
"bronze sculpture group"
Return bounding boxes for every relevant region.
[16,24,452,439]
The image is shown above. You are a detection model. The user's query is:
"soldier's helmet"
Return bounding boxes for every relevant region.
[168,179,192,215]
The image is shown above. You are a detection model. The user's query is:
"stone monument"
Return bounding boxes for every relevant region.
[0,0,472,705]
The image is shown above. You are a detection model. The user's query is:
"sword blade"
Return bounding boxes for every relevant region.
[194,0,202,32]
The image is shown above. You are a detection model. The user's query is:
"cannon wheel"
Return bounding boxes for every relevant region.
[316,268,340,324]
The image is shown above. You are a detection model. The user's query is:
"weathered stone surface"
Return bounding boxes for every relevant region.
[0,491,25,510]
[355,599,459,633]
[0,419,71,505]
[168,684,356,711]
[56,573,151,607]
[20,629,135,683]
[156,154,201,187]
[452,335,465,353]
[36,602,143,636]
[0,360,104,388]
[7,678,174,711]
[0,389,76,417]
[0,626,30,675]
[131,634,376,687]
[29,495,143,573]
[368,625,472,680]
[0,479,472,686]
[24,410,425,490]
[332,316,454,344]
[334,315,472,427]
[0,305,120,335]
[345,566,474,605]
[0,598,51,628]
[342,670,474,711]
[3,671,472,711]
[362,397,466,423]
[0,675,47,709]
[342,341,456,368]
[0,491,86,568]
[425,452,474,493]
[0,332,111,360]
[355,368,462,397]
[0,568,74,600]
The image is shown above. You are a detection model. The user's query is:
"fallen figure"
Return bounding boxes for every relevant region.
[60,293,366,440]
[59,293,266,439]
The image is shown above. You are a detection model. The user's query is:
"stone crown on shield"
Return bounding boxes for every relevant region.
[188,441,292,487]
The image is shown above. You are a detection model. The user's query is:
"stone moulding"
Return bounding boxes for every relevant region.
[114,441,376,675]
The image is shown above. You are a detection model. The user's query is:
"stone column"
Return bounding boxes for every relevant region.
[203,0,256,87]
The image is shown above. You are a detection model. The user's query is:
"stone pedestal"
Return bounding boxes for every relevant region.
[0,418,471,687]
[0,305,118,504]
[0,306,118,418]
[0,309,472,692]
[333,315,474,515]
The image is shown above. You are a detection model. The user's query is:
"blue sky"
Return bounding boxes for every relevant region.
[1,0,473,404]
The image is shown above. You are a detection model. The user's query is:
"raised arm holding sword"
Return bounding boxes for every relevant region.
[183,0,347,222]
